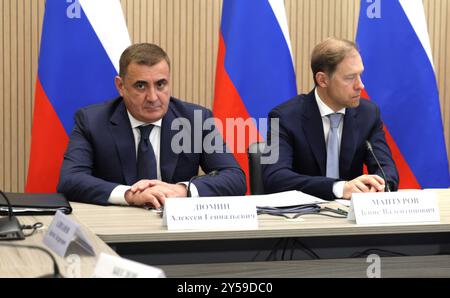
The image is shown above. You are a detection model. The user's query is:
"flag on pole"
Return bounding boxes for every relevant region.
[26,0,131,192]
[356,0,450,188]
[213,0,297,192]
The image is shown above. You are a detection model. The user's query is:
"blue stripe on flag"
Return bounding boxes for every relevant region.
[356,0,450,187]
[221,0,297,122]
[38,0,119,134]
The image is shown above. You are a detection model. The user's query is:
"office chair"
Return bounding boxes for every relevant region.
[247,142,266,195]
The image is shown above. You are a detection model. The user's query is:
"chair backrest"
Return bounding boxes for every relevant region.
[247,142,266,195]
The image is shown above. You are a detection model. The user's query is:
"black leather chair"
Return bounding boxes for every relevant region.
[247,142,266,195]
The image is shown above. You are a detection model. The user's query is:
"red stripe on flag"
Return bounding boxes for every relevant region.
[361,94,421,189]
[26,78,69,192]
[361,89,369,99]
[384,127,421,189]
[213,33,262,194]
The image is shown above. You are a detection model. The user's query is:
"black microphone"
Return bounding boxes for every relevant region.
[0,190,25,240]
[0,243,63,278]
[187,170,219,197]
[365,141,390,192]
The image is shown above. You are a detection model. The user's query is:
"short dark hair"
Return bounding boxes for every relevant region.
[311,37,358,85]
[119,43,171,78]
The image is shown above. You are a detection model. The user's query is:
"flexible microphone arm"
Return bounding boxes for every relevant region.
[0,190,25,240]
[187,170,219,197]
[365,141,390,192]
[0,190,13,220]
[0,243,63,278]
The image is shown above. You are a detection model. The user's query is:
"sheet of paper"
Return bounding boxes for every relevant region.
[250,190,326,207]
[335,199,351,207]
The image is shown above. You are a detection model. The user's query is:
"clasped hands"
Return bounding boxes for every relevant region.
[124,179,188,208]
[343,174,386,199]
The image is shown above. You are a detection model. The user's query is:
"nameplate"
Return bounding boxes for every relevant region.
[163,196,258,230]
[43,211,95,257]
[348,191,440,224]
[92,253,165,278]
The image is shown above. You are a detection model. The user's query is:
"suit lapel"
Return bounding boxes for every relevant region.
[302,92,327,175]
[160,103,179,182]
[340,108,358,178]
[109,100,137,185]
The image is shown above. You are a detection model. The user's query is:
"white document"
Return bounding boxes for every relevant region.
[43,210,95,257]
[92,253,165,278]
[335,199,351,207]
[250,190,326,207]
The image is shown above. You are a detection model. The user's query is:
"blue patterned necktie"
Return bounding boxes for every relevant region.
[137,125,157,180]
[326,113,343,178]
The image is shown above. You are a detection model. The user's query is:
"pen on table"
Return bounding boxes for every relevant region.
[337,208,348,215]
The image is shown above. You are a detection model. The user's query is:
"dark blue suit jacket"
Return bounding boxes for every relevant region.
[57,97,246,205]
[262,90,399,200]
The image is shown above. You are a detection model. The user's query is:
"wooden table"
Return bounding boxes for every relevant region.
[67,189,450,277]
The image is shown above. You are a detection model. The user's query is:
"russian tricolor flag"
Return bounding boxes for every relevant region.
[213,0,297,192]
[356,0,450,188]
[26,0,130,192]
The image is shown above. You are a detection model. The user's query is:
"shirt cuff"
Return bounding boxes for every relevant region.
[332,181,346,199]
[108,185,131,205]
[179,182,199,197]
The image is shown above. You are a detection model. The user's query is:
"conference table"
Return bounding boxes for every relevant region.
[0,215,118,278]
[69,188,450,277]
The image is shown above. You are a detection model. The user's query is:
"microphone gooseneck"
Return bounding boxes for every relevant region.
[0,190,25,240]
[365,141,390,192]
[0,190,14,220]
[187,170,219,197]
[0,243,63,278]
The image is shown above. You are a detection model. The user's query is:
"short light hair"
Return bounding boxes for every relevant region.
[119,43,171,78]
[311,37,358,85]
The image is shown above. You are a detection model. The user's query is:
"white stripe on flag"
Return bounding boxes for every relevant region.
[79,0,131,73]
[268,0,294,61]
[399,0,434,69]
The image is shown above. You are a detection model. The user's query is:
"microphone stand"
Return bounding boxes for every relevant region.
[365,141,390,192]
[187,170,219,197]
[0,190,25,240]
[0,243,63,278]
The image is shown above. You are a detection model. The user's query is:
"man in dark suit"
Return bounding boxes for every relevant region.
[263,37,399,200]
[58,43,246,206]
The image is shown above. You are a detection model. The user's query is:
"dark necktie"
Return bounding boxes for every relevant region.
[137,125,157,180]
[326,113,343,179]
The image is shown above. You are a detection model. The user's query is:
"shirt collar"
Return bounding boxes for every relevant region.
[127,110,162,129]
[314,88,346,117]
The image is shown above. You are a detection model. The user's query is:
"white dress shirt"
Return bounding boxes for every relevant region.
[314,89,346,198]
